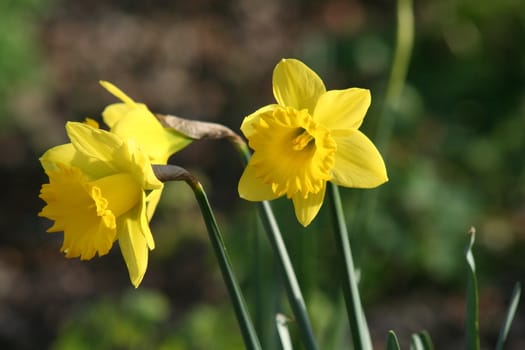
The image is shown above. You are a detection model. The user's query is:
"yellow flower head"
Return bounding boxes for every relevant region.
[99,81,193,220]
[239,58,388,226]
[39,122,163,287]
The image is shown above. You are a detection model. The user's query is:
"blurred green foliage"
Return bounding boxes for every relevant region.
[2,0,524,348]
[0,0,50,126]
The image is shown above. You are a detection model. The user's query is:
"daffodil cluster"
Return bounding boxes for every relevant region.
[39,83,191,287]
[239,59,388,226]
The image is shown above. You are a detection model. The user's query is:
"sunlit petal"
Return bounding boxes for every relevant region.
[273,58,326,113]
[331,129,388,188]
[100,81,137,107]
[138,192,155,250]
[240,104,279,139]
[66,122,122,163]
[238,163,280,201]
[145,189,163,223]
[313,88,371,130]
[292,184,326,227]
[117,206,149,288]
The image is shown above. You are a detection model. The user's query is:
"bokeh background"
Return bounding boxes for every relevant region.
[1,0,524,349]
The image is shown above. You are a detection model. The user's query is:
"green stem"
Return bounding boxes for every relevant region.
[327,183,372,350]
[235,141,319,350]
[154,165,262,350]
[258,201,319,350]
[192,182,262,350]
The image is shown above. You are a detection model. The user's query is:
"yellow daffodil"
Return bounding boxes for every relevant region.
[99,81,193,219]
[239,58,388,226]
[39,122,163,287]
[100,81,192,164]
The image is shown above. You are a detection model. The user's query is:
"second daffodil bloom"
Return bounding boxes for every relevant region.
[239,58,388,226]
[38,122,163,287]
[99,81,193,219]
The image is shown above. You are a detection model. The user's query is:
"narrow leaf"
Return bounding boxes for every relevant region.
[410,334,424,350]
[386,331,401,350]
[276,314,294,350]
[465,227,480,350]
[417,331,434,350]
[327,183,373,350]
[495,282,521,350]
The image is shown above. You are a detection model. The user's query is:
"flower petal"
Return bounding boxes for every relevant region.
[272,59,326,113]
[66,122,122,163]
[111,109,192,164]
[117,206,149,288]
[145,188,163,223]
[292,184,326,227]
[40,142,115,179]
[40,144,77,172]
[138,192,155,250]
[238,162,280,201]
[113,138,163,190]
[240,104,279,139]
[331,129,388,188]
[100,81,137,107]
[313,88,371,130]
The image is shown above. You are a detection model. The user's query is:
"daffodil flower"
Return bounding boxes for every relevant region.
[239,58,388,226]
[99,81,193,219]
[39,122,163,287]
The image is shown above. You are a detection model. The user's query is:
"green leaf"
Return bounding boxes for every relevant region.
[276,314,293,350]
[465,227,480,350]
[495,282,521,350]
[416,331,434,350]
[409,332,434,350]
[386,331,401,350]
[327,183,373,350]
[410,334,425,350]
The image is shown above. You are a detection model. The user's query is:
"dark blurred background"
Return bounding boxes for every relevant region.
[1,0,524,349]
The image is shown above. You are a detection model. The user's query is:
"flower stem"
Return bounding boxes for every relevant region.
[257,201,319,350]
[153,165,262,350]
[327,182,372,350]
[234,141,319,350]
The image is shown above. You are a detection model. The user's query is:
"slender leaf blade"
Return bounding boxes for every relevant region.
[386,331,401,350]
[465,227,480,350]
[276,314,294,350]
[495,282,521,350]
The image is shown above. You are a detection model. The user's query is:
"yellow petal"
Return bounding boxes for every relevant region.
[113,138,163,190]
[40,143,114,180]
[117,205,149,288]
[138,192,155,249]
[272,58,326,114]
[240,104,279,139]
[331,129,388,188]
[66,122,122,164]
[146,188,163,222]
[102,102,150,128]
[40,144,77,172]
[292,184,326,226]
[100,81,137,106]
[313,88,371,130]
[92,173,141,218]
[111,109,191,164]
[238,163,280,201]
